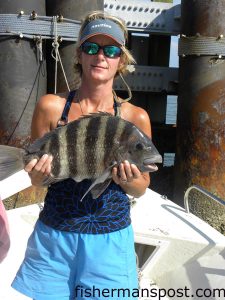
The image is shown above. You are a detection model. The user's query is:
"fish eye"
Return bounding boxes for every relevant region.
[135,143,144,150]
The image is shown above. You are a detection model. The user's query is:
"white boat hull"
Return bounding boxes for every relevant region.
[0,173,225,299]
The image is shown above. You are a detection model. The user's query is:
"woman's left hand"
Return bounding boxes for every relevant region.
[112,160,150,198]
[112,160,141,185]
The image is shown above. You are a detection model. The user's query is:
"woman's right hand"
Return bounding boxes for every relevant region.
[24,154,53,186]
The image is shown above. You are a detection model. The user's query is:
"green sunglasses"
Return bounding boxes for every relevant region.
[81,42,122,58]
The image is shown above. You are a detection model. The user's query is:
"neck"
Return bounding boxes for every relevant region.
[78,80,115,112]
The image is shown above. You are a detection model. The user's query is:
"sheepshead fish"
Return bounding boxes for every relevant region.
[0,112,162,200]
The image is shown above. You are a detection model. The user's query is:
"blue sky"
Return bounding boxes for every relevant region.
[173,0,181,5]
[166,0,181,126]
[169,0,181,67]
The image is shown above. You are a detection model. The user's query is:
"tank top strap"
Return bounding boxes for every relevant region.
[57,90,120,125]
[57,90,76,127]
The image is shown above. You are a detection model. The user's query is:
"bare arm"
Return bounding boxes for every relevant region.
[25,94,60,186]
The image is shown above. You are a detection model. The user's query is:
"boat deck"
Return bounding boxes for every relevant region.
[0,172,225,299]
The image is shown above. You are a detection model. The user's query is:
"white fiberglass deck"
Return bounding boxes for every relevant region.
[0,172,225,299]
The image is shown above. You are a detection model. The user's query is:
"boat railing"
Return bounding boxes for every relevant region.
[184,185,225,214]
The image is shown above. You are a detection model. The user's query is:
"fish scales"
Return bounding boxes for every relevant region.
[0,112,163,199]
[45,132,61,178]
[58,128,69,178]
[103,116,120,166]
[120,122,137,145]
[55,126,70,178]
[65,122,78,178]
[65,117,89,181]
[84,115,103,178]
[28,114,131,181]
[103,116,127,166]
[76,118,88,180]
[93,116,113,173]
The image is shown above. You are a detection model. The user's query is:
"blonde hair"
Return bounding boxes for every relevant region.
[74,11,136,81]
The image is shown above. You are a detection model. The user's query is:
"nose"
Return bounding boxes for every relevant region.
[96,48,105,57]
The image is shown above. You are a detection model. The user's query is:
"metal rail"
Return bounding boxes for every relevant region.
[0,2,181,41]
[114,65,178,94]
[104,0,181,35]
[0,14,80,41]
[184,185,225,214]
[179,35,225,57]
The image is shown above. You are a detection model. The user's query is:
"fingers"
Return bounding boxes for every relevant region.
[24,159,38,173]
[119,161,131,182]
[24,154,53,186]
[112,160,141,185]
[34,154,53,176]
[112,166,119,184]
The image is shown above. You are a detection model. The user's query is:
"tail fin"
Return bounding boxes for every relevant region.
[0,145,25,181]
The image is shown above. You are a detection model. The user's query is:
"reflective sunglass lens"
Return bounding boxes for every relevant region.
[104,46,121,58]
[82,42,121,58]
[82,42,99,55]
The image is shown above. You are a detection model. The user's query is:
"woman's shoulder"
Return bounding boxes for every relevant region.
[121,101,150,122]
[37,93,67,112]
[31,92,68,139]
[121,101,152,137]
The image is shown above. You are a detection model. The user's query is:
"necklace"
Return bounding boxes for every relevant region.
[78,98,84,115]
[76,89,118,115]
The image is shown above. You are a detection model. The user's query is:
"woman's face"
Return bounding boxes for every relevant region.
[79,35,123,84]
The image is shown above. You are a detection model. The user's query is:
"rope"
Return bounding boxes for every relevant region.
[58,51,71,92]
[35,36,43,62]
[52,16,58,94]
[51,16,70,94]
[118,72,133,102]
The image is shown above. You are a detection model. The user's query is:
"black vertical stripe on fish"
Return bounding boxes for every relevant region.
[119,121,136,146]
[85,116,102,177]
[75,117,91,181]
[66,122,78,178]
[0,112,162,189]
[103,116,123,166]
[48,132,61,178]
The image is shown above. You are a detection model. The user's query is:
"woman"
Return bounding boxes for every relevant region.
[12,11,152,300]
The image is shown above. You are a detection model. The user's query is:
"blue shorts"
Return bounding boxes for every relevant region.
[12,220,138,300]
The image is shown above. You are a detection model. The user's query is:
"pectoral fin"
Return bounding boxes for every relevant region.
[42,175,60,186]
[80,163,117,202]
[90,178,112,199]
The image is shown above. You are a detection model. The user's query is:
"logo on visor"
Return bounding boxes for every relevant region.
[91,24,112,29]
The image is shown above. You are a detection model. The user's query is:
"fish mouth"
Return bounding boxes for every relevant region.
[143,163,158,172]
[143,155,162,172]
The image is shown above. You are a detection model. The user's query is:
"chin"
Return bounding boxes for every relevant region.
[91,74,110,83]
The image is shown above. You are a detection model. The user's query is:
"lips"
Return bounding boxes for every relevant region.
[91,65,107,69]
[143,155,163,172]
[143,155,163,165]
[144,163,158,172]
